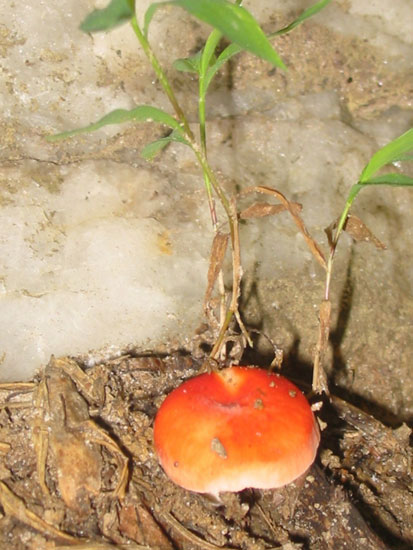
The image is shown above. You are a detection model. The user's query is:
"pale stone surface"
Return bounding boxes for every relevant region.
[0,0,412,423]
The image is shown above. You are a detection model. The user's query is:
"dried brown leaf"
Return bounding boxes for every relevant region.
[240,202,291,219]
[209,199,248,359]
[204,231,229,314]
[326,214,387,250]
[119,502,173,549]
[0,480,79,543]
[239,186,326,270]
[51,432,102,512]
[33,358,129,510]
[344,214,387,249]
[229,197,242,313]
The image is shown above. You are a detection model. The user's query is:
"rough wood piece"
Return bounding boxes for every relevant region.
[260,465,388,550]
[329,395,413,545]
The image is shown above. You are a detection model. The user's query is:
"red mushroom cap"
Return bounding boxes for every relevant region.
[153,366,320,495]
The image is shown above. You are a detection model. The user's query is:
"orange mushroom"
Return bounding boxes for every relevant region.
[154,366,320,496]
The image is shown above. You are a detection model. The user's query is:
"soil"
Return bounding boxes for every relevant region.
[0,352,412,550]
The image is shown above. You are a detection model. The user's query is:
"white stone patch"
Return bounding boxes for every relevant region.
[0,161,208,380]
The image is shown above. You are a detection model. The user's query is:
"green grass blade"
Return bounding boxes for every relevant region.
[333,128,413,251]
[394,154,413,162]
[360,173,413,186]
[200,29,222,75]
[141,131,189,160]
[174,31,223,76]
[141,138,171,160]
[205,43,242,92]
[360,128,413,182]
[174,51,202,73]
[47,106,182,142]
[143,3,160,38]
[199,29,222,103]
[80,0,134,33]
[185,0,332,88]
[270,0,333,37]
[166,0,286,68]
[333,183,363,244]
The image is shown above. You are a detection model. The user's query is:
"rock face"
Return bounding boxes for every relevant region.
[1,0,413,419]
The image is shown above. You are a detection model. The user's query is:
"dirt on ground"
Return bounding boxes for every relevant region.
[0,350,412,550]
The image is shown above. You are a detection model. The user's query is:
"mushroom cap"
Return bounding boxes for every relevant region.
[153,366,320,495]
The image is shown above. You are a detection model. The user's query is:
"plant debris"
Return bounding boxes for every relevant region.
[0,354,412,549]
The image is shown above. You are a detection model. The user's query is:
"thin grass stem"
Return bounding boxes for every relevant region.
[130,12,241,358]
[130,15,194,142]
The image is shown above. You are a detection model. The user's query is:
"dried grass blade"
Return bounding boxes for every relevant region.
[240,185,326,270]
[239,202,289,219]
[209,199,245,359]
[160,510,234,550]
[326,214,386,250]
[0,480,79,543]
[229,198,242,314]
[55,543,150,549]
[204,231,229,314]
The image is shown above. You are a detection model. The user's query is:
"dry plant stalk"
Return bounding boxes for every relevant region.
[55,544,151,549]
[204,230,230,325]
[239,185,331,392]
[209,198,247,360]
[206,184,330,379]
[33,357,129,504]
[0,481,80,544]
[311,300,331,395]
[312,212,388,393]
[159,510,235,550]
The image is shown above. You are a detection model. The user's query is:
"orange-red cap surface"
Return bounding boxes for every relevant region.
[154,366,320,496]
